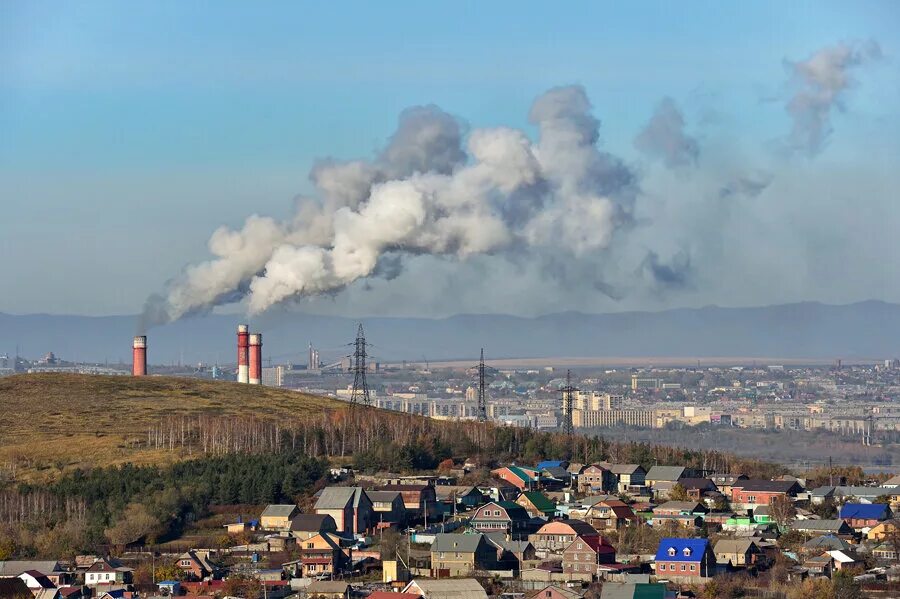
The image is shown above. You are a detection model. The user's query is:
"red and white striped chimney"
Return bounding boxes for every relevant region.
[237,324,249,383]
[132,336,147,376]
[249,333,262,385]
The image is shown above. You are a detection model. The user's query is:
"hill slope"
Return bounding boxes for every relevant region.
[2,300,899,364]
[0,374,343,480]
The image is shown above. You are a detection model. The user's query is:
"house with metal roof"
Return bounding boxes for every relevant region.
[260,504,300,531]
[839,503,892,529]
[653,538,715,581]
[516,491,557,519]
[314,487,375,535]
[430,533,498,577]
[790,519,854,536]
[599,581,674,599]
[403,578,489,599]
[470,501,532,539]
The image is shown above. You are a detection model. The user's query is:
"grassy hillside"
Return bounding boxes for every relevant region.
[0,373,344,481]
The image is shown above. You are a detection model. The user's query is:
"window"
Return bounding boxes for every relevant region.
[690,565,696,571]
[683,548,692,557]
[667,547,676,557]
[748,495,756,503]
[681,564,686,571]
[577,543,582,549]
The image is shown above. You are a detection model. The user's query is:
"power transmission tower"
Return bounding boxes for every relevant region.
[561,369,579,436]
[477,348,487,421]
[349,323,370,407]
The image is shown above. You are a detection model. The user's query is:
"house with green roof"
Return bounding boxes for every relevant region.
[492,466,540,491]
[515,491,557,518]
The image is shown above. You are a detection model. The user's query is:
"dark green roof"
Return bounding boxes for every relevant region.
[521,491,556,514]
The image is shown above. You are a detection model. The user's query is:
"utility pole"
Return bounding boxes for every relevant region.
[561,369,578,436]
[349,324,370,407]
[477,349,487,421]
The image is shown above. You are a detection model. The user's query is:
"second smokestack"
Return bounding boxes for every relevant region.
[237,324,249,383]
[249,333,262,385]
[132,335,147,376]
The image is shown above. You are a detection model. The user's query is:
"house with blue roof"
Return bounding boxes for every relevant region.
[839,503,892,529]
[654,538,715,582]
[536,460,568,471]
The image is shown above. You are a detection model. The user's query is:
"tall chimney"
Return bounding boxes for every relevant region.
[132,336,147,376]
[237,324,249,383]
[249,333,262,385]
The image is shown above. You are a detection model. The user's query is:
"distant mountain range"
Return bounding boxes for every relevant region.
[1,300,899,365]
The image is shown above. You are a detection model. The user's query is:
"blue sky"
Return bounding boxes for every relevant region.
[1,1,898,316]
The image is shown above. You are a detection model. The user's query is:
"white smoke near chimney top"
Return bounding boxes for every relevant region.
[150,85,636,322]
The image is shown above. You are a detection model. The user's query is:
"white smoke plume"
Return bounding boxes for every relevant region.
[150,85,637,323]
[634,97,699,168]
[785,40,881,155]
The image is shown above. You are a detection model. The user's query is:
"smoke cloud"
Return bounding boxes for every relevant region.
[634,97,699,168]
[150,85,637,323]
[785,40,881,155]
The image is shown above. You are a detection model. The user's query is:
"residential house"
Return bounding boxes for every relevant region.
[435,486,485,511]
[839,503,892,529]
[492,466,541,491]
[516,492,557,519]
[540,466,571,490]
[306,580,350,599]
[537,460,570,471]
[791,519,854,537]
[651,501,707,527]
[288,514,338,540]
[0,562,64,584]
[285,532,350,579]
[485,534,536,572]
[260,504,300,531]
[378,484,438,521]
[801,535,851,555]
[530,519,602,557]
[604,464,646,494]
[403,579,489,599]
[599,582,674,599]
[526,584,584,599]
[430,533,498,577]
[470,501,532,538]
[645,466,691,489]
[314,487,375,535]
[17,571,56,596]
[828,549,864,572]
[175,550,218,580]
[562,536,616,577]
[584,500,637,531]
[368,491,407,529]
[713,539,764,567]
[730,480,802,508]
[803,553,834,578]
[477,479,520,503]
[84,559,132,587]
[710,474,749,497]
[578,465,614,494]
[810,485,890,505]
[868,519,900,541]
[676,478,717,501]
[653,538,715,581]
[872,543,899,561]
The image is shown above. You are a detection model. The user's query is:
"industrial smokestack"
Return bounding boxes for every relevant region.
[249,333,262,385]
[132,336,147,376]
[237,324,249,383]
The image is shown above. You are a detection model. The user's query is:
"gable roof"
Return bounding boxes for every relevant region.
[403,578,488,599]
[0,561,62,577]
[839,503,890,520]
[654,538,709,563]
[645,466,685,482]
[802,534,850,551]
[307,581,350,594]
[600,582,668,599]
[567,536,615,555]
[537,460,567,470]
[526,585,583,599]
[289,513,337,531]
[261,504,298,518]
[713,538,757,555]
[607,464,645,476]
[315,487,368,510]
[883,475,900,487]
[678,478,716,491]
[536,519,599,537]
[792,519,851,533]
[368,491,404,503]
[479,501,530,520]
[520,492,556,514]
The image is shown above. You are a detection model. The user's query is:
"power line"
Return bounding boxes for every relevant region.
[349,323,371,407]
[561,369,579,436]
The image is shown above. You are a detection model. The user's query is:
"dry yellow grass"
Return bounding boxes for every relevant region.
[0,373,344,481]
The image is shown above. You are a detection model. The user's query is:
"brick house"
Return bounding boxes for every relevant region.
[529,519,601,557]
[176,550,219,580]
[839,503,892,529]
[653,538,715,581]
[578,465,614,494]
[730,480,802,508]
[285,532,350,578]
[430,533,498,577]
[314,487,375,535]
[713,539,764,567]
[562,535,616,577]
[470,501,532,539]
[260,504,300,531]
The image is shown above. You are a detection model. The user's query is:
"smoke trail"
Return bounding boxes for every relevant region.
[150,85,637,322]
[785,40,881,155]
